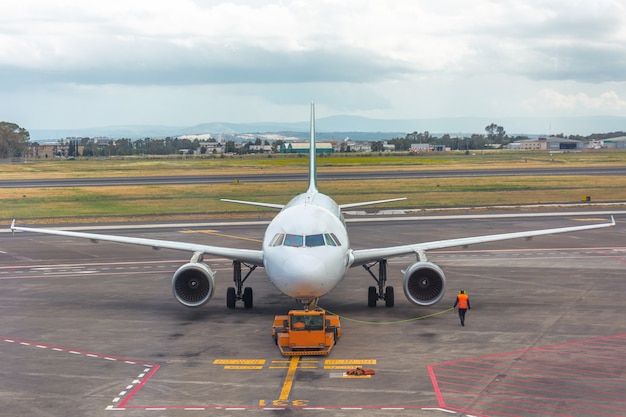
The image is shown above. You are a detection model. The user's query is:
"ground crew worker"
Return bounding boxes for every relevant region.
[292,317,306,329]
[453,289,470,326]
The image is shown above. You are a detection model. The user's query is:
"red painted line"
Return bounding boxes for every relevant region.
[0,271,165,280]
[427,365,445,407]
[448,394,623,417]
[593,249,626,265]
[429,334,626,417]
[1,335,157,366]
[0,260,185,270]
[441,377,626,412]
[117,364,161,408]
[435,367,626,402]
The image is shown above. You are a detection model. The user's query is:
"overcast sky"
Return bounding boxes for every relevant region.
[2,0,626,132]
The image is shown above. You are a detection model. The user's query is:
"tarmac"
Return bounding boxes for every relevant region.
[1,212,625,417]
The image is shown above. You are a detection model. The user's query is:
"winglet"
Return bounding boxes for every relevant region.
[307,102,318,193]
[611,215,616,226]
[10,219,16,236]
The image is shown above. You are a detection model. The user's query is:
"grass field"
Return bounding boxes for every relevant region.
[2,150,625,223]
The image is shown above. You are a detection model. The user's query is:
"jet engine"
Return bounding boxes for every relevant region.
[172,262,216,307]
[402,261,446,306]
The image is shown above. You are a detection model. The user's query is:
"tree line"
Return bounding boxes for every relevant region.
[0,122,29,158]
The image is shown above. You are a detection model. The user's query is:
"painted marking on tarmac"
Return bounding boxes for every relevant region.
[1,336,158,411]
[213,359,266,370]
[278,356,300,401]
[181,229,263,243]
[4,341,396,411]
[324,359,376,369]
[213,359,265,364]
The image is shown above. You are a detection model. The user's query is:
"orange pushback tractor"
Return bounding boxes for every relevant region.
[271,309,341,356]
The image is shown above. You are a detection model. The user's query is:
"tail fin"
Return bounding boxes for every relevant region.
[307,102,318,193]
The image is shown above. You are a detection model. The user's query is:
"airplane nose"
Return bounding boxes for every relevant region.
[274,254,329,297]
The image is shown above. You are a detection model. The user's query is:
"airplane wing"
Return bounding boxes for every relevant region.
[350,216,615,266]
[220,199,284,209]
[10,220,264,266]
[339,197,407,210]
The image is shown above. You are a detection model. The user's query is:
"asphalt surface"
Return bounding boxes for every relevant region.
[1,212,625,417]
[3,166,626,188]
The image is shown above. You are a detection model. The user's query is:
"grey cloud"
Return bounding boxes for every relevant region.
[0,42,415,89]
[524,42,626,83]
[460,2,626,84]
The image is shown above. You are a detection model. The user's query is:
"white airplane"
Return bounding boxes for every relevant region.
[11,104,615,310]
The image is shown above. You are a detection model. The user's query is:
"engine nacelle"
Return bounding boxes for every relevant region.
[402,261,446,306]
[172,262,216,307]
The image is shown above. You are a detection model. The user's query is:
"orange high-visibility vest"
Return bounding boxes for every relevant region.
[457,293,469,309]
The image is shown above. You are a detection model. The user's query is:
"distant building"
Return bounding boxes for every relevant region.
[505,136,583,150]
[602,136,626,149]
[249,144,273,153]
[382,141,396,152]
[280,142,334,153]
[410,143,431,153]
[27,141,84,159]
[199,141,224,154]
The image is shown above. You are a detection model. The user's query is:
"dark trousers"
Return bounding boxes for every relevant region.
[458,308,467,326]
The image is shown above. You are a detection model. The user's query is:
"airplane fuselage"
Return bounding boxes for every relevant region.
[262,190,351,303]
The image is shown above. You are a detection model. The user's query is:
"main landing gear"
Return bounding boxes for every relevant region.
[226,261,257,309]
[363,259,394,307]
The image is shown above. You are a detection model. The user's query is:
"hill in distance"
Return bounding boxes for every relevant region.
[30,115,626,141]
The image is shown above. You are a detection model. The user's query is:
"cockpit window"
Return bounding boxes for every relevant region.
[270,233,285,247]
[284,234,304,247]
[273,233,342,247]
[305,234,325,247]
[329,233,341,246]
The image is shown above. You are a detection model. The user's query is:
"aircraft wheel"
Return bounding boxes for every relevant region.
[368,286,377,308]
[226,287,236,309]
[385,286,395,307]
[243,287,253,309]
